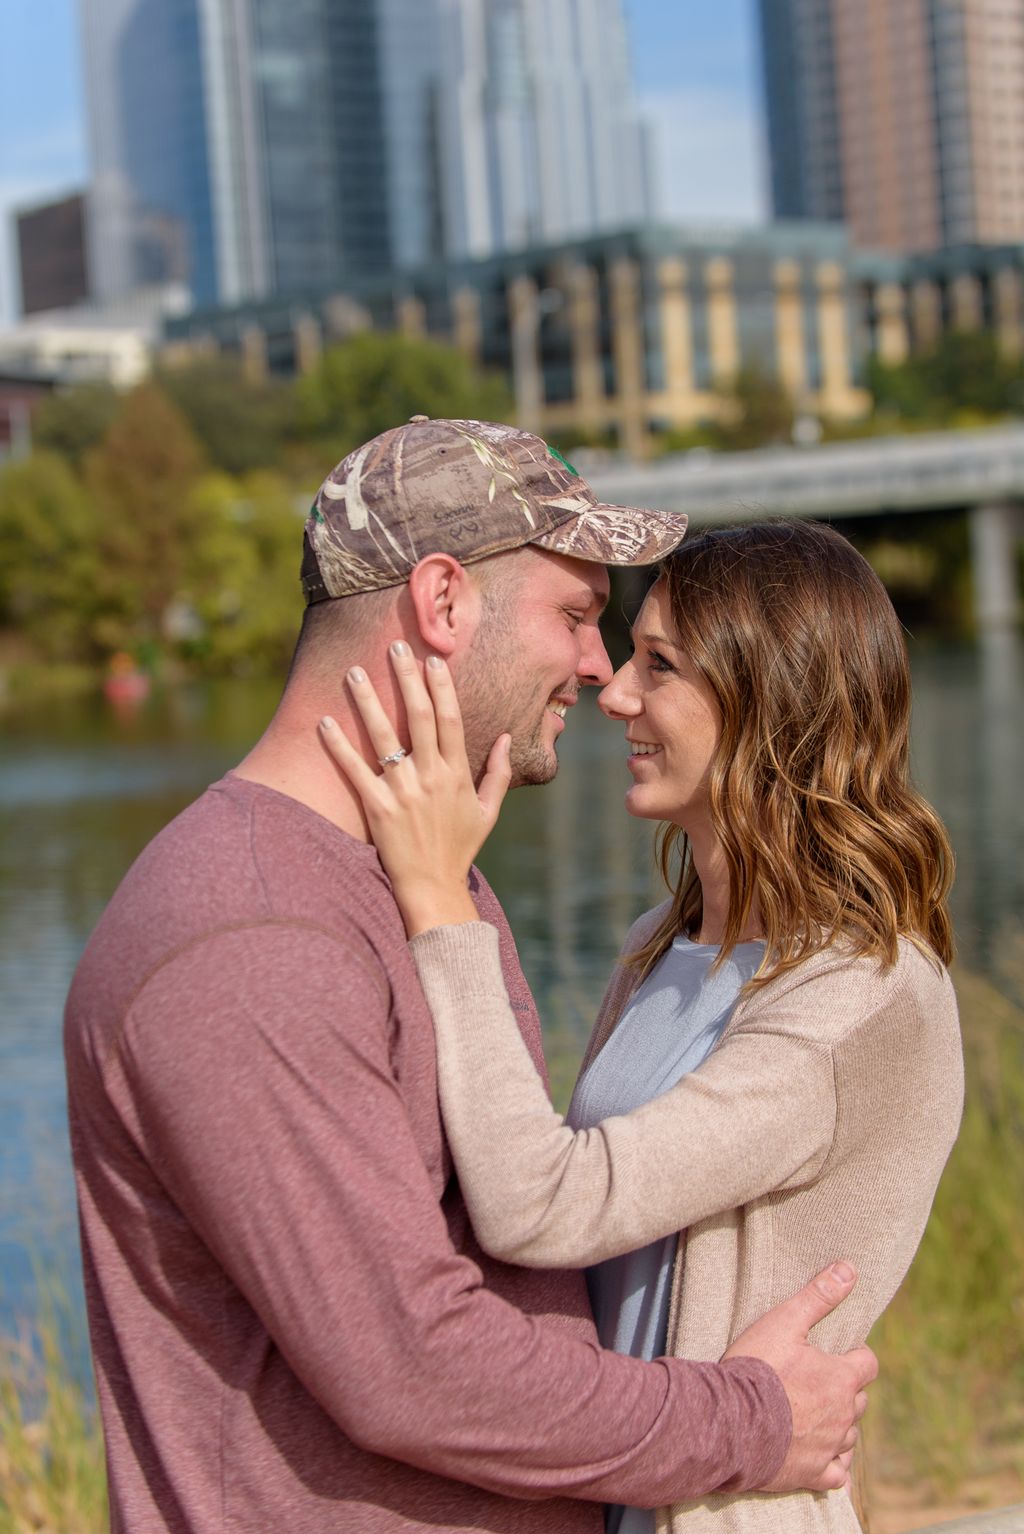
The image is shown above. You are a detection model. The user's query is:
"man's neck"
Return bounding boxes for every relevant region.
[234,702,372,843]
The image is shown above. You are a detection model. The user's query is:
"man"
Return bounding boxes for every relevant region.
[65,416,875,1534]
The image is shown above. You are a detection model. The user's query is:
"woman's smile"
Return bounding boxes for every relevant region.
[600,581,722,828]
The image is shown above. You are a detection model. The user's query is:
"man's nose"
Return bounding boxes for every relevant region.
[577,626,614,688]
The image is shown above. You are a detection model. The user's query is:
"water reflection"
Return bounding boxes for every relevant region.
[909,631,1024,981]
[0,637,1021,1337]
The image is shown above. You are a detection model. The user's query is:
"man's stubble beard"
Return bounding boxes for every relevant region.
[454,619,561,791]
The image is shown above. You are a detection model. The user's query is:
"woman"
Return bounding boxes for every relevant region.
[319,521,963,1534]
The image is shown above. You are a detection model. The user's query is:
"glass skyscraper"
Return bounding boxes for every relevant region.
[79,0,652,307]
[436,0,653,260]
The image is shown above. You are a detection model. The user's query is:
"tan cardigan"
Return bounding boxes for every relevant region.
[409,904,963,1534]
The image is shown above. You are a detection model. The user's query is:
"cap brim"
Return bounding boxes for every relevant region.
[529,503,688,566]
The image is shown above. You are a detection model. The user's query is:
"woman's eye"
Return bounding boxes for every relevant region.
[628,641,672,673]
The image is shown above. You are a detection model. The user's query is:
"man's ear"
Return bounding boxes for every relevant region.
[406,554,480,657]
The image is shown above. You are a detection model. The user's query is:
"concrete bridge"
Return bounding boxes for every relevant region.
[585,425,1024,631]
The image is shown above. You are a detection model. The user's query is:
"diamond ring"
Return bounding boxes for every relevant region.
[378,749,408,768]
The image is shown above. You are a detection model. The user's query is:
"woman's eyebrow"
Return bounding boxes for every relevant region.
[630,627,683,651]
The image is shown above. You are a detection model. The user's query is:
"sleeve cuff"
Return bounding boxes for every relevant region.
[718,1356,793,1489]
[408,922,507,1011]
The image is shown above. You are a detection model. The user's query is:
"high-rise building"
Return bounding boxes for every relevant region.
[436,0,653,259]
[17,194,92,315]
[78,0,651,308]
[758,0,1024,252]
[759,0,845,227]
[80,0,397,307]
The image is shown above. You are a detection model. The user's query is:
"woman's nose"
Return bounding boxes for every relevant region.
[598,661,641,719]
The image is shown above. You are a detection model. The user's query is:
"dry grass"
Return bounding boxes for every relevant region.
[0,1311,106,1534]
[861,963,1024,1526]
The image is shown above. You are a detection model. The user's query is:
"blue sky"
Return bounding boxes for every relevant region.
[0,0,765,323]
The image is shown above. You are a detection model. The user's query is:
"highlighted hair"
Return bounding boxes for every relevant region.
[631,521,954,986]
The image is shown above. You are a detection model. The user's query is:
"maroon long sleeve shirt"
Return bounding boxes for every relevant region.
[64,773,790,1533]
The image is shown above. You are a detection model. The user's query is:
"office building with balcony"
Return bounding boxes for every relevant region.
[758,0,1024,252]
[162,220,869,454]
[858,241,1024,370]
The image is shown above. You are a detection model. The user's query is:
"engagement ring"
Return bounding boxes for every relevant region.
[378,749,408,768]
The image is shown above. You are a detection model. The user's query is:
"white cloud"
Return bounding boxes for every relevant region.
[641,84,768,225]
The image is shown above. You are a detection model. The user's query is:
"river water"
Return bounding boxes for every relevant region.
[1,633,1022,1340]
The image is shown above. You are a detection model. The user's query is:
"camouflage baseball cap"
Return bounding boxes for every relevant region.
[300,416,688,603]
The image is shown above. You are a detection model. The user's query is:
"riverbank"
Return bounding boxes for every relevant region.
[0,658,98,708]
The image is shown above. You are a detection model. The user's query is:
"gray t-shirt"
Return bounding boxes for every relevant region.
[569,935,766,1534]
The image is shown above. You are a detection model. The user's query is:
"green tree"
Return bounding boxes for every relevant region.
[869,330,1024,423]
[32,381,120,465]
[155,356,297,475]
[180,470,303,674]
[0,452,101,661]
[84,383,208,654]
[296,332,514,461]
[710,364,795,451]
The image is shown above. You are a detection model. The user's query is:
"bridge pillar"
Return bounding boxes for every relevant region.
[910,279,942,350]
[993,267,1023,360]
[568,263,604,431]
[452,287,482,365]
[508,275,544,434]
[815,261,866,419]
[874,282,910,366]
[609,257,648,460]
[658,258,698,423]
[970,502,1022,630]
[705,258,739,384]
[774,259,808,400]
[397,294,426,339]
[292,313,322,376]
[240,325,268,385]
[951,273,984,332]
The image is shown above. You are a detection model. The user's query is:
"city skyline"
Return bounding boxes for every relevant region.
[82,0,655,309]
[0,0,764,323]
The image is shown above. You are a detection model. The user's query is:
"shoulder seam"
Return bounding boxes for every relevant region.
[246,799,275,917]
[731,944,902,1023]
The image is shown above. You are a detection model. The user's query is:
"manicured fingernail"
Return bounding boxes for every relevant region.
[830,1262,855,1284]
[320,716,336,731]
[347,667,366,684]
[426,654,444,669]
[390,641,411,658]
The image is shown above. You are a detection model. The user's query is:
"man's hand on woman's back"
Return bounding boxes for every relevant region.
[724,1262,878,1494]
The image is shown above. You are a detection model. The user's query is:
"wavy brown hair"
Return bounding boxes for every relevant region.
[631,521,954,986]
